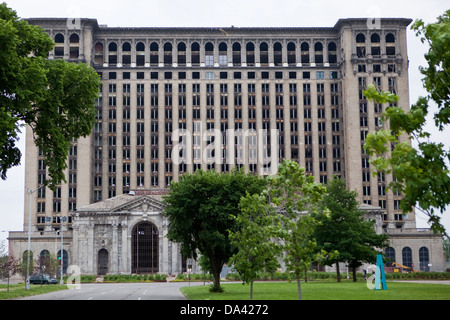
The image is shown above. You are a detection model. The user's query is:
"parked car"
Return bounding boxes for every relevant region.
[29,274,57,285]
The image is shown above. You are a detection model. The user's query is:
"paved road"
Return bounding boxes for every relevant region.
[17,282,206,300]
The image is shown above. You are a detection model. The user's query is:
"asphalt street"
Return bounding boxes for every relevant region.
[17,281,206,300]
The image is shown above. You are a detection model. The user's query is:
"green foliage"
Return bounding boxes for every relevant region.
[0,3,100,186]
[230,159,327,299]
[363,10,450,237]
[103,274,167,282]
[229,192,281,298]
[315,177,389,282]
[163,169,267,292]
[182,280,450,301]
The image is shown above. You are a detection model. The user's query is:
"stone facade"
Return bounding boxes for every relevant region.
[8,17,445,275]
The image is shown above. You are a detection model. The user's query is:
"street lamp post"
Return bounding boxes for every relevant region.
[60,216,66,285]
[26,185,44,290]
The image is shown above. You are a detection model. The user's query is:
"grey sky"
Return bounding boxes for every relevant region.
[1,0,449,245]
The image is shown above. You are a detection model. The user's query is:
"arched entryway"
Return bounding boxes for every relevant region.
[98,249,109,275]
[132,221,159,273]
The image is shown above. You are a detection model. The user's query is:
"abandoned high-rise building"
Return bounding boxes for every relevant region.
[8,17,445,276]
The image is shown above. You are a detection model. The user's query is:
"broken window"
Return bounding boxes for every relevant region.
[273,42,282,66]
[300,42,309,64]
[260,42,268,65]
[150,42,158,66]
[108,42,117,65]
[164,42,172,66]
[94,42,103,65]
[356,33,366,58]
[328,42,337,64]
[370,33,381,56]
[54,33,64,57]
[136,42,145,66]
[246,42,255,65]
[122,42,131,65]
[205,42,214,66]
[69,33,79,59]
[177,42,186,65]
[191,42,200,65]
[314,42,323,64]
[219,42,227,66]
[287,42,296,65]
[386,33,396,56]
[232,42,241,65]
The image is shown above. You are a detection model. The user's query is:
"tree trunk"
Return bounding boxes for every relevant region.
[336,262,341,282]
[352,267,357,282]
[209,256,223,292]
[250,281,254,300]
[211,267,222,292]
[297,277,302,300]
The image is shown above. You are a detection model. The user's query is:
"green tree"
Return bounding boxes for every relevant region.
[163,169,266,292]
[229,192,281,299]
[0,3,101,186]
[363,10,450,238]
[268,159,327,300]
[315,177,389,282]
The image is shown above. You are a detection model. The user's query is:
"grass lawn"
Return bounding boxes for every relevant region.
[181,281,450,300]
[0,283,68,300]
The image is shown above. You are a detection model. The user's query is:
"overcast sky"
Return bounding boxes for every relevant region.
[1,0,449,245]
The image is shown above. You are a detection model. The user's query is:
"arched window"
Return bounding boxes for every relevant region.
[22,250,33,264]
[301,42,309,64]
[328,42,337,64]
[54,33,64,57]
[356,33,366,43]
[386,33,396,56]
[402,247,413,268]
[371,33,381,56]
[177,42,186,65]
[205,42,214,66]
[163,42,172,66]
[150,42,159,66]
[39,250,51,272]
[260,42,269,65]
[108,42,118,65]
[136,42,145,66]
[384,247,395,267]
[122,42,131,65]
[273,42,282,66]
[232,42,241,65]
[314,42,323,64]
[55,33,64,43]
[356,34,366,58]
[94,42,104,65]
[419,247,430,271]
[371,33,380,43]
[69,33,79,43]
[219,42,227,66]
[246,42,255,66]
[287,42,296,65]
[191,42,200,65]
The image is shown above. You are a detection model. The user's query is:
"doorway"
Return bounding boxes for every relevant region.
[98,248,109,275]
[132,222,159,273]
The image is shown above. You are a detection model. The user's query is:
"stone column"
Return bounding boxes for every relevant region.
[162,219,169,274]
[87,221,95,275]
[121,220,128,273]
[111,223,118,273]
